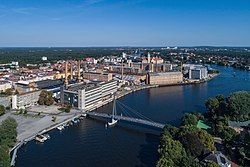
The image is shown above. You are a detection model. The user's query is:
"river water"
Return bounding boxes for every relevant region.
[16,65,250,167]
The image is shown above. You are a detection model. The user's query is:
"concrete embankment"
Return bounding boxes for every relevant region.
[10,113,82,166]
[158,73,220,87]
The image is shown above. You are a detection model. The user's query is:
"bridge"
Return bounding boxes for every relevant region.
[84,112,165,129]
[83,97,165,129]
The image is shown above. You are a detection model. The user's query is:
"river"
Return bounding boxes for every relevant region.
[16,65,250,167]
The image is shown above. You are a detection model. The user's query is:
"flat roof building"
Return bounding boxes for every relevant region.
[60,80,117,110]
[83,72,112,82]
[147,72,183,85]
[12,90,42,109]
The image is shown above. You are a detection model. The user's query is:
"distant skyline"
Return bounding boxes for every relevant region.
[0,0,250,47]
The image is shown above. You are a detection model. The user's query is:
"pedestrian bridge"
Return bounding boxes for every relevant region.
[85,112,165,129]
[83,99,165,129]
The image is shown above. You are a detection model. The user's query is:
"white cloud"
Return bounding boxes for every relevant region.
[12,7,37,15]
[50,17,61,21]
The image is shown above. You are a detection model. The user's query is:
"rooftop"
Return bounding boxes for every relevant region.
[149,71,182,76]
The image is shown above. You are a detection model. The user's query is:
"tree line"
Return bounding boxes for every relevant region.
[157,91,250,167]
[0,117,18,167]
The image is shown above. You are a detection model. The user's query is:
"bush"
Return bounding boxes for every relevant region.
[0,105,5,116]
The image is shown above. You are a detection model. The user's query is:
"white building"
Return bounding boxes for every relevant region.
[42,56,48,61]
[12,90,42,109]
[189,66,208,80]
[62,81,118,110]
[0,82,12,92]
[11,61,19,66]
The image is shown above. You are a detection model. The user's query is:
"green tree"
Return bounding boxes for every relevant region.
[215,94,225,102]
[156,158,174,167]
[0,117,17,167]
[205,161,220,167]
[227,91,250,121]
[179,133,205,157]
[157,134,187,167]
[0,145,10,167]
[216,125,237,141]
[181,113,198,126]
[163,124,179,138]
[205,98,219,114]
[177,156,201,167]
[38,90,54,106]
[178,125,215,151]
[0,105,5,116]
[198,130,215,151]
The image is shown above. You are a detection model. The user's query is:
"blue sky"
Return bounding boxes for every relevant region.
[0,0,250,47]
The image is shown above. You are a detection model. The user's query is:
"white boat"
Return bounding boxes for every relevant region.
[35,135,45,143]
[42,134,50,140]
[81,113,87,117]
[57,125,64,131]
[108,118,118,126]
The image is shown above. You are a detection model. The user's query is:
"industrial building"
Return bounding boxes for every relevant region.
[60,80,117,110]
[12,90,42,109]
[146,72,183,85]
[83,72,112,82]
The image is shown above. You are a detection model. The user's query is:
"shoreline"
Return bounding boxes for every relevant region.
[9,75,218,166]
[9,84,157,166]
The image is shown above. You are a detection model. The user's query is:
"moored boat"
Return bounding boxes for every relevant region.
[35,135,45,143]
[57,125,64,131]
[108,118,118,126]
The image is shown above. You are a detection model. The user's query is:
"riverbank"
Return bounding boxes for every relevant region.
[156,73,220,87]
[9,111,83,166]
[9,84,157,166]
[9,74,219,166]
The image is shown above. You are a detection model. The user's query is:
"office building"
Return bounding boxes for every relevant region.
[12,90,42,109]
[61,80,117,110]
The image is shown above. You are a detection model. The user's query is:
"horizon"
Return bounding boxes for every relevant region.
[1,45,250,48]
[1,0,250,46]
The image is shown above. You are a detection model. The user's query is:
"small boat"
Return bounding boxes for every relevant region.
[81,113,87,117]
[57,125,64,131]
[35,135,45,143]
[72,118,80,124]
[42,134,50,140]
[108,118,118,126]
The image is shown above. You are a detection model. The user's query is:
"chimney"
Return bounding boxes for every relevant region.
[70,63,73,80]
[151,63,154,72]
[121,61,124,81]
[147,52,151,63]
[155,61,158,72]
[128,61,131,67]
[141,63,144,71]
[163,63,166,72]
[146,74,149,84]
[65,61,68,87]
[77,60,81,83]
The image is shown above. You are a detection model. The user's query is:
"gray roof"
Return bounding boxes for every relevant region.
[228,120,250,128]
[202,151,231,167]
[149,71,182,76]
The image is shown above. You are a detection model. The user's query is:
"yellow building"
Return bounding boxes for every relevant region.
[83,72,113,82]
[148,72,183,85]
